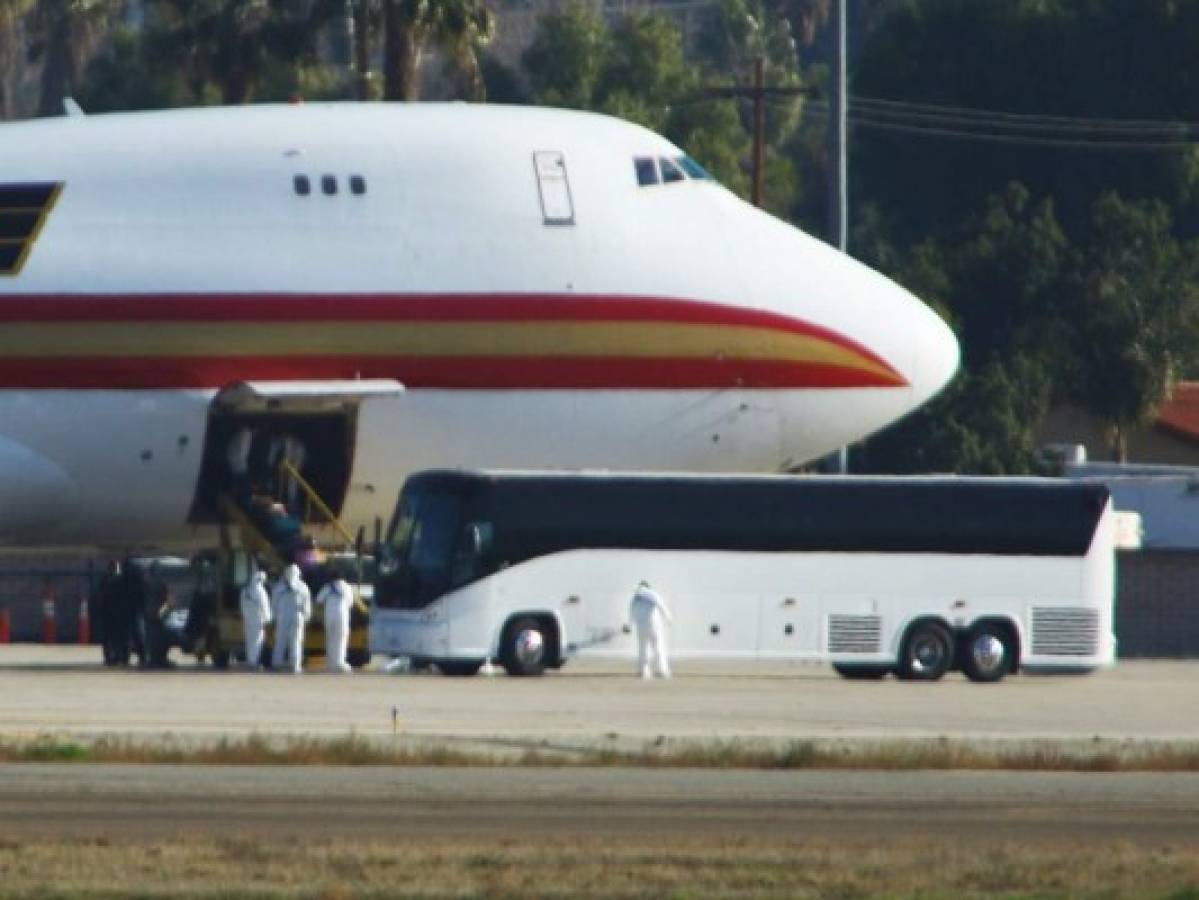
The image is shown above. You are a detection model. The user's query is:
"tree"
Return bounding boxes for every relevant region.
[28,0,124,117]
[522,5,798,208]
[144,0,339,105]
[855,183,1071,474]
[0,0,33,118]
[852,0,1199,247]
[1067,194,1199,461]
[520,2,604,110]
[380,0,494,101]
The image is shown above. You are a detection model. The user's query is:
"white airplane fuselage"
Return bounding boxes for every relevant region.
[0,103,958,551]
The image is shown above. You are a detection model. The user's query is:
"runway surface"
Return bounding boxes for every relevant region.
[1,647,1197,745]
[3,764,1199,845]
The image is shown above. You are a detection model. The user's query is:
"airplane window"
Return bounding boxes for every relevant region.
[293,174,310,196]
[349,175,366,195]
[321,174,338,195]
[677,156,714,181]
[634,157,659,186]
[659,157,685,183]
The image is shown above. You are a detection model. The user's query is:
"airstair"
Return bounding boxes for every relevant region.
[220,460,358,571]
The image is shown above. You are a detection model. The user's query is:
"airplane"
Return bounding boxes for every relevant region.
[0,101,959,551]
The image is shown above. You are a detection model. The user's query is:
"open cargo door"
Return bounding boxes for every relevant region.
[189,379,404,524]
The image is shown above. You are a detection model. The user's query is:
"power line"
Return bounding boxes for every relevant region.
[851,95,1196,131]
[800,101,1199,150]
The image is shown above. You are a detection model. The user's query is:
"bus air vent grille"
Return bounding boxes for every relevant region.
[1031,607,1099,657]
[827,615,882,653]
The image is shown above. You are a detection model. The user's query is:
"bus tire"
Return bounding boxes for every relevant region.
[832,664,890,680]
[962,622,1014,683]
[896,621,952,681]
[347,649,372,670]
[500,616,552,677]
[436,659,483,677]
[212,648,231,670]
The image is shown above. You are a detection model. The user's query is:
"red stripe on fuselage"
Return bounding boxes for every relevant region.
[0,292,889,361]
[0,355,901,390]
[0,293,908,390]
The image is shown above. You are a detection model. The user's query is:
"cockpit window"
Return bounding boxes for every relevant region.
[659,157,685,183]
[677,155,714,181]
[634,157,659,186]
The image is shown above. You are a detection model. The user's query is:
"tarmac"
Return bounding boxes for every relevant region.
[3,647,1199,849]
[1,645,1197,747]
[3,764,1199,844]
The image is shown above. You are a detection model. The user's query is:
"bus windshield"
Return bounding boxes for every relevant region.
[376,488,464,609]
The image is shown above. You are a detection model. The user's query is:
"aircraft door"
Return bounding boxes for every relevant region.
[533,151,575,226]
[189,380,402,528]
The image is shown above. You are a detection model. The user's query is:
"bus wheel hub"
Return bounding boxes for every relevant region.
[971,634,1005,672]
[515,628,545,665]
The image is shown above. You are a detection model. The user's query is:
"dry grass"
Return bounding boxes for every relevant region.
[0,835,1197,898]
[4,732,1199,772]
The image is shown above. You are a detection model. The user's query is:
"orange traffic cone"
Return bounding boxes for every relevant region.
[77,597,91,645]
[0,607,10,644]
[41,595,56,644]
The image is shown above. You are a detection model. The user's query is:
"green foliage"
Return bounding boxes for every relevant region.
[521,3,606,110]
[521,4,801,210]
[25,0,122,116]
[856,184,1066,475]
[380,0,495,101]
[141,0,341,105]
[1067,194,1199,460]
[853,0,1199,244]
[0,0,34,118]
[75,24,187,111]
[850,1,1199,472]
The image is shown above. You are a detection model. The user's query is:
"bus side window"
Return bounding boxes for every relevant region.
[450,521,494,588]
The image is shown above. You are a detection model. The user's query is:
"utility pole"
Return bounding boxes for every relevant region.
[830,0,850,473]
[829,0,848,253]
[751,57,766,208]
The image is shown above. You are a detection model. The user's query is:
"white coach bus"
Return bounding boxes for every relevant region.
[369,470,1117,682]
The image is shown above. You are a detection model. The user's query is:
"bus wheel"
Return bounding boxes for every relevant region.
[501,617,549,677]
[212,648,231,670]
[832,664,890,680]
[897,622,952,681]
[436,660,483,677]
[962,623,1013,683]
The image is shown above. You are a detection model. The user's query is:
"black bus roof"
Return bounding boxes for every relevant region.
[400,470,1112,558]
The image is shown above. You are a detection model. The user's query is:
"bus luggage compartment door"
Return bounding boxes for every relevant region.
[758,593,820,658]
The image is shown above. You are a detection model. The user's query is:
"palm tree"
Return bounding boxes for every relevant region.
[28,0,121,117]
[146,0,340,105]
[380,0,494,101]
[0,0,33,118]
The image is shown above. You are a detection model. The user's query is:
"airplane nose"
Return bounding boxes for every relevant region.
[910,303,960,405]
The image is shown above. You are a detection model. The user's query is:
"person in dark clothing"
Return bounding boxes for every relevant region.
[141,562,174,669]
[123,559,146,667]
[95,559,129,666]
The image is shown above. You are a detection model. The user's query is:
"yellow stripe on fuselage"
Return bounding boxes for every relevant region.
[0,320,900,381]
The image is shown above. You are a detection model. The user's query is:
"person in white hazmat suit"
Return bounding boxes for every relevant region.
[315,572,354,673]
[629,580,673,679]
[239,569,271,669]
[270,564,311,674]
